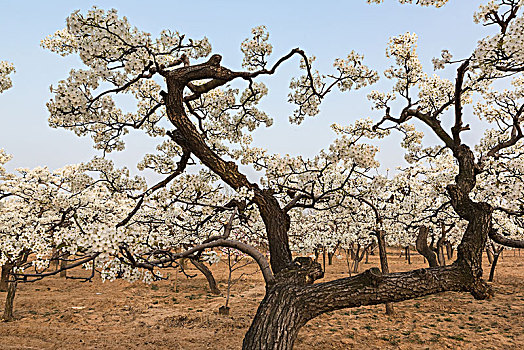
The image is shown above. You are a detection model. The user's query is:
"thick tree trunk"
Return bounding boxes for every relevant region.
[242,258,324,349]
[445,242,454,260]
[60,254,68,278]
[416,226,439,267]
[51,248,59,270]
[0,265,9,292]
[242,258,490,349]
[242,283,307,349]
[2,280,17,321]
[165,77,293,274]
[328,251,334,266]
[437,245,446,266]
[376,230,394,315]
[190,258,221,295]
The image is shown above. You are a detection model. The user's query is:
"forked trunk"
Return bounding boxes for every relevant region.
[242,258,323,349]
[242,256,490,349]
[416,226,438,268]
[488,246,503,282]
[352,244,366,273]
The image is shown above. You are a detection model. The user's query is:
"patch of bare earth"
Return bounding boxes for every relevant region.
[0,249,522,349]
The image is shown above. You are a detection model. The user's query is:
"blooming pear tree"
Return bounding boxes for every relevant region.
[369,0,524,295]
[0,156,149,320]
[37,1,524,348]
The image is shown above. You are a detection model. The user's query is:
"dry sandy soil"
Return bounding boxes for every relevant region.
[0,249,523,349]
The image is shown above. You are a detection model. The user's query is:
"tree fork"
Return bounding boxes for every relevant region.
[242,257,491,349]
[416,226,438,268]
[164,76,293,273]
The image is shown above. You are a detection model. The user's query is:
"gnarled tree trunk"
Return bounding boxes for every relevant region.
[242,146,493,349]
[242,256,490,349]
[159,56,497,350]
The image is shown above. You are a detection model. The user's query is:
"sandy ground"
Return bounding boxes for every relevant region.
[0,249,522,349]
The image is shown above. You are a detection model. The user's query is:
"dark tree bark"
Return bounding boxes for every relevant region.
[488,245,504,282]
[445,242,454,260]
[376,230,394,315]
[351,243,367,273]
[60,253,68,278]
[0,265,9,292]
[322,248,326,272]
[190,258,221,295]
[157,55,496,349]
[164,71,293,274]
[242,257,490,350]
[328,251,334,266]
[486,246,494,265]
[416,226,439,268]
[489,229,524,249]
[2,280,17,321]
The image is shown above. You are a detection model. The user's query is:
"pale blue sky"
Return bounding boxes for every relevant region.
[0,0,491,179]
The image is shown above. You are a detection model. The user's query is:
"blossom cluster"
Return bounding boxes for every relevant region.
[0,61,15,93]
